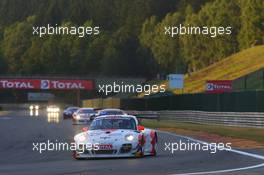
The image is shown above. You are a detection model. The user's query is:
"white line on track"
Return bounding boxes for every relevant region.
[158,131,264,175]
[169,163,264,175]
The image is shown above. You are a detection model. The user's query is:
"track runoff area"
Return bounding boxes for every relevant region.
[0,108,263,175]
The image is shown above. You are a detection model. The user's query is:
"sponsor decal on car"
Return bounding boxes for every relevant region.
[98,144,113,150]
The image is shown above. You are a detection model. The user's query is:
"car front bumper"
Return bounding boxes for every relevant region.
[73,143,142,158]
[73,118,90,124]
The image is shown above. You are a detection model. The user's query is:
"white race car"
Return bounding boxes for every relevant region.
[90,108,127,121]
[73,115,158,159]
[72,108,96,124]
[46,105,60,113]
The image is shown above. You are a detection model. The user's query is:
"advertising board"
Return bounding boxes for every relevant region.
[206,80,232,93]
[0,79,93,90]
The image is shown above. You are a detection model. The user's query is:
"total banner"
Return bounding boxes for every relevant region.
[0,79,93,90]
[206,80,232,93]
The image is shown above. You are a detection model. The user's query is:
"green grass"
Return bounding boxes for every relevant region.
[138,45,264,96]
[179,45,264,93]
[141,119,264,143]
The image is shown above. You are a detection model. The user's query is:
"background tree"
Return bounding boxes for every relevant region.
[0,48,7,74]
[181,0,240,72]
[1,16,35,73]
[140,13,186,74]
[0,0,263,77]
[238,0,264,49]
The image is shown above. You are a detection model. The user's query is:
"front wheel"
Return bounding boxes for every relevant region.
[72,151,84,160]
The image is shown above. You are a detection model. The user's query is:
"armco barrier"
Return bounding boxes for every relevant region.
[83,91,264,112]
[0,103,30,110]
[131,110,264,128]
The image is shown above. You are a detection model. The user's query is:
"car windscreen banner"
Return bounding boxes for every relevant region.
[206,80,232,93]
[0,79,93,90]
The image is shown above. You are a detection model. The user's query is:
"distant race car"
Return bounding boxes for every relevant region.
[63,107,79,119]
[73,108,96,124]
[73,115,158,159]
[46,105,60,112]
[90,108,127,120]
[29,105,40,110]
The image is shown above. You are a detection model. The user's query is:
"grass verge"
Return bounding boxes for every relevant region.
[141,119,264,144]
[138,45,264,97]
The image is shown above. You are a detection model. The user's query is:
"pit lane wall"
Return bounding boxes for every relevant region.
[127,110,264,128]
[83,90,264,112]
[123,91,264,112]
[82,90,264,128]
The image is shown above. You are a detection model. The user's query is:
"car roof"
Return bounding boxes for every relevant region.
[67,107,79,109]
[79,108,94,110]
[100,108,123,111]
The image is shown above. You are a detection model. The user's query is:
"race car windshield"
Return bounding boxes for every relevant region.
[78,109,95,114]
[90,118,136,130]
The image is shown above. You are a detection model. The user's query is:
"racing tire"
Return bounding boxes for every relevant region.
[151,132,158,156]
[152,149,157,156]
[72,151,84,160]
[155,132,158,143]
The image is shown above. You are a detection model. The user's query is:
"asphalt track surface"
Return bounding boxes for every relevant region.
[0,110,263,175]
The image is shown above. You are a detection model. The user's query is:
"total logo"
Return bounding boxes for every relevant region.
[206,83,231,91]
[41,80,50,89]
[206,83,215,91]
[0,80,35,89]
[51,81,85,89]
[0,79,91,90]
[41,80,85,89]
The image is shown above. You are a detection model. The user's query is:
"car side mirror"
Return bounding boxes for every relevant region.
[137,125,145,131]
[82,127,89,132]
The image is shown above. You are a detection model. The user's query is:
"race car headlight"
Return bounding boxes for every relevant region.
[79,135,86,142]
[125,134,134,141]
[53,108,60,112]
[76,115,81,119]
[47,107,60,112]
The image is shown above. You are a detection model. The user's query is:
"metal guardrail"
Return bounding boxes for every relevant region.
[127,111,160,119]
[127,110,264,128]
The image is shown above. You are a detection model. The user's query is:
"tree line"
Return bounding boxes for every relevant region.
[0,0,263,78]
